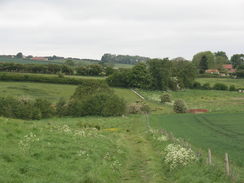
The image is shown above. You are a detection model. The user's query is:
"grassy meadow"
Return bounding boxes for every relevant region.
[0,76,244,182]
[196,78,244,89]
[138,89,244,113]
[0,81,140,104]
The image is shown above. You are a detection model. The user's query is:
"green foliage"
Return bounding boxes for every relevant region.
[56,98,67,117]
[148,58,171,90]
[192,51,215,72]
[160,93,172,103]
[130,63,152,89]
[34,98,54,118]
[173,100,187,113]
[67,83,126,117]
[0,72,105,85]
[16,52,23,59]
[106,69,132,88]
[199,55,208,73]
[230,54,244,68]
[127,102,151,114]
[202,83,211,90]
[191,81,202,89]
[0,63,114,76]
[171,60,197,88]
[101,53,149,64]
[213,83,228,90]
[0,97,54,119]
[229,85,236,91]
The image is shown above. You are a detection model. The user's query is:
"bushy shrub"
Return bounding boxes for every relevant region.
[202,83,211,90]
[213,83,228,90]
[191,81,202,89]
[160,93,172,103]
[34,99,55,118]
[56,98,67,117]
[0,96,55,120]
[173,100,187,113]
[164,144,197,170]
[66,83,126,117]
[229,85,236,91]
[127,102,150,114]
[57,72,65,78]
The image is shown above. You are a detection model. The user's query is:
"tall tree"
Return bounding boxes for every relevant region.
[199,56,208,74]
[16,52,23,59]
[147,58,171,90]
[230,54,244,68]
[192,51,215,71]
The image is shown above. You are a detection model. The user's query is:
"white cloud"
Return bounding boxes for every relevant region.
[0,0,243,59]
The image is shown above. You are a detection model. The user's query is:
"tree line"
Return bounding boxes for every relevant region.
[106,58,196,90]
[0,63,114,76]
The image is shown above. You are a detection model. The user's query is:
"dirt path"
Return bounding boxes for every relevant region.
[118,116,168,183]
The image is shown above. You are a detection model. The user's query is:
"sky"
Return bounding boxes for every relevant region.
[0,0,244,60]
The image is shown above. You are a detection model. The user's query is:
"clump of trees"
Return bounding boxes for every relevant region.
[107,58,197,90]
[62,83,126,117]
[192,51,229,73]
[101,53,149,64]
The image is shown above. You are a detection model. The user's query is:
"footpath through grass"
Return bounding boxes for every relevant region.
[0,114,233,183]
[0,115,167,183]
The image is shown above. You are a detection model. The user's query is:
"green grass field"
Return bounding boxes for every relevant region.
[138,89,244,113]
[196,78,244,89]
[0,77,243,182]
[0,82,140,104]
[0,115,169,183]
[150,113,244,179]
[0,114,232,183]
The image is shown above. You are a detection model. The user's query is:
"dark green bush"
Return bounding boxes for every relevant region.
[229,85,236,91]
[213,83,228,90]
[202,83,211,90]
[66,83,126,117]
[192,81,202,89]
[0,97,55,120]
[173,100,187,113]
[56,98,67,117]
[160,93,172,103]
[34,99,55,118]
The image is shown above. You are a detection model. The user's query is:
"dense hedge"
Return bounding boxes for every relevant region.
[0,72,105,85]
[191,81,237,91]
[0,63,114,76]
[0,97,54,120]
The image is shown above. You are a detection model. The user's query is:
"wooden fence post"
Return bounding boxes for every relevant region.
[208,148,212,165]
[225,153,230,176]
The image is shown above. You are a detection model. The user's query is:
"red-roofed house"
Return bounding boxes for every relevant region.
[222,64,236,73]
[31,57,48,61]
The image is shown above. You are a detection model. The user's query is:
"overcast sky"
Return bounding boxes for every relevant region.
[0,0,243,60]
